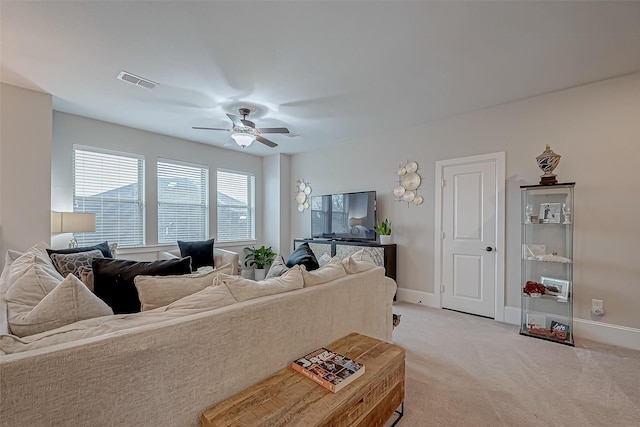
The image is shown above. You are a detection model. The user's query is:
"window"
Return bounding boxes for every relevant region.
[157,160,209,243]
[217,170,255,242]
[73,146,145,247]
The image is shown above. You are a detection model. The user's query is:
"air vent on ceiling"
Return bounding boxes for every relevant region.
[117,71,158,89]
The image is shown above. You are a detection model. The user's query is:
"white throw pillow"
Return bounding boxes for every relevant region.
[7,273,113,337]
[302,256,347,287]
[317,253,332,267]
[265,254,289,279]
[7,242,64,291]
[217,265,304,302]
[135,263,233,311]
[342,249,377,274]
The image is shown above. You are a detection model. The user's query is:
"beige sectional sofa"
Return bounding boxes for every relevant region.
[0,244,395,427]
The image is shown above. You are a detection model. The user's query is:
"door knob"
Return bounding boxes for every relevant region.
[485,246,493,252]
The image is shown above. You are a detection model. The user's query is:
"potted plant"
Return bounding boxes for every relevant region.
[244,245,276,280]
[375,218,392,245]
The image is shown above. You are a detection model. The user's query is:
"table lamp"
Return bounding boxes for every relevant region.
[51,211,96,248]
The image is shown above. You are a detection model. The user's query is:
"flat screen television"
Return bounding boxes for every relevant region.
[310,191,377,241]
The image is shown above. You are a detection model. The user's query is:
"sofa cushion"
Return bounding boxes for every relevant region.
[217,265,304,302]
[302,256,347,287]
[7,273,113,337]
[286,242,319,271]
[265,254,290,279]
[47,241,113,258]
[342,249,377,274]
[178,239,215,271]
[50,249,104,278]
[0,282,238,354]
[161,283,237,313]
[93,257,192,314]
[135,263,233,311]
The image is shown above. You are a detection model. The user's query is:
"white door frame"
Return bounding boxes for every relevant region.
[434,152,506,321]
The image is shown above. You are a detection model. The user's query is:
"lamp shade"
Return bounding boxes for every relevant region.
[51,211,96,233]
[231,133,255,148]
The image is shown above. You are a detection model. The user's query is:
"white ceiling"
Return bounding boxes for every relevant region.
[2,1,640,156]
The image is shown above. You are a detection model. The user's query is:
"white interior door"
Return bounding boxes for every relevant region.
[440,159,499,318]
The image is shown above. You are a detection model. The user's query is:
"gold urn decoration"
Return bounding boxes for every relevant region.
[536,144,561,185]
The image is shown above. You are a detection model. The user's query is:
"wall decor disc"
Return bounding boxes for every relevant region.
[397,167,407,176]
[393,186,406,197]
[303,201,309,209]
[296,192,306,204]
[402,172,421,190]
[298,182,306,191]
[413,195,424,205]
[405,161,418,174]
[304,185,312,195]
[297,204,304,212]
[402,191,415,202]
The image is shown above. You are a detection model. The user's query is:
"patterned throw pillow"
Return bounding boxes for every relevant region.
[50,249,104,278]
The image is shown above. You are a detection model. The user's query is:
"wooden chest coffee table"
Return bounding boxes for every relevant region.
[201,332,405,427]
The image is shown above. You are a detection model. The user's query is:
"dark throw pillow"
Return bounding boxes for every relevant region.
[178,239,215,270]
[92,257,192,314]
[47,241,113,258]
[286,243,319,271]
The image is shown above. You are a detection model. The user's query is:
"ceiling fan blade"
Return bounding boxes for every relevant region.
[256,135,278,148]
[226,113,243,127]
[240,119,256,128]
[192,127,232,131]
[257,127,290,134]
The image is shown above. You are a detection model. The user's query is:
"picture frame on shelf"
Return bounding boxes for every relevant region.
[526,313,546,329]
[541,276,570,301]
[539,202,562,224]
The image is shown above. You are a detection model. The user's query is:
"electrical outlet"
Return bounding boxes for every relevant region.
[592,299,604,316]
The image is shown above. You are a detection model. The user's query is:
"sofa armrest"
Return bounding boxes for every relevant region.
[214,248,240,275]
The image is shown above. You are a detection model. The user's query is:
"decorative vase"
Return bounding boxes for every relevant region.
[379,235,392,245]
[241,268,254,280]
[536,144,561,185]
[254,268,266,281]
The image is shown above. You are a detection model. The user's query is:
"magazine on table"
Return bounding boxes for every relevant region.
[292,347,365,393]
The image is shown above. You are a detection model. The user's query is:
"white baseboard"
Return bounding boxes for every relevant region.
[503,306,521,325]
[500,306,640,351]
[396,288,439,307]
[574,319,640,352]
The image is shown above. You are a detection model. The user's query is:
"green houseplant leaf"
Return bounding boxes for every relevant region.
[374,218,392,236]
[243,245,276,269]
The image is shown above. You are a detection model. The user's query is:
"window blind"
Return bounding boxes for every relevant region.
[158,160,209,243]
[217,170,255,242]
[73,147,145,247]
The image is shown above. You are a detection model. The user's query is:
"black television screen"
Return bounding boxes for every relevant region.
[311,191,377,241]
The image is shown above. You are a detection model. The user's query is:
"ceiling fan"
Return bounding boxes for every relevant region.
[193,108,290,148]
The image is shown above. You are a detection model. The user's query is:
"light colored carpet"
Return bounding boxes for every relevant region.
[387,302,640,427]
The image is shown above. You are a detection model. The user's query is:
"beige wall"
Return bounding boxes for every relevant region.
[263,154,291,255]
[290,72,640,329]
[0,83,52,267]
[51,111,264,257]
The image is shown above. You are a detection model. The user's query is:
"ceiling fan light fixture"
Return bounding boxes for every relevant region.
[231,132,255,148]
